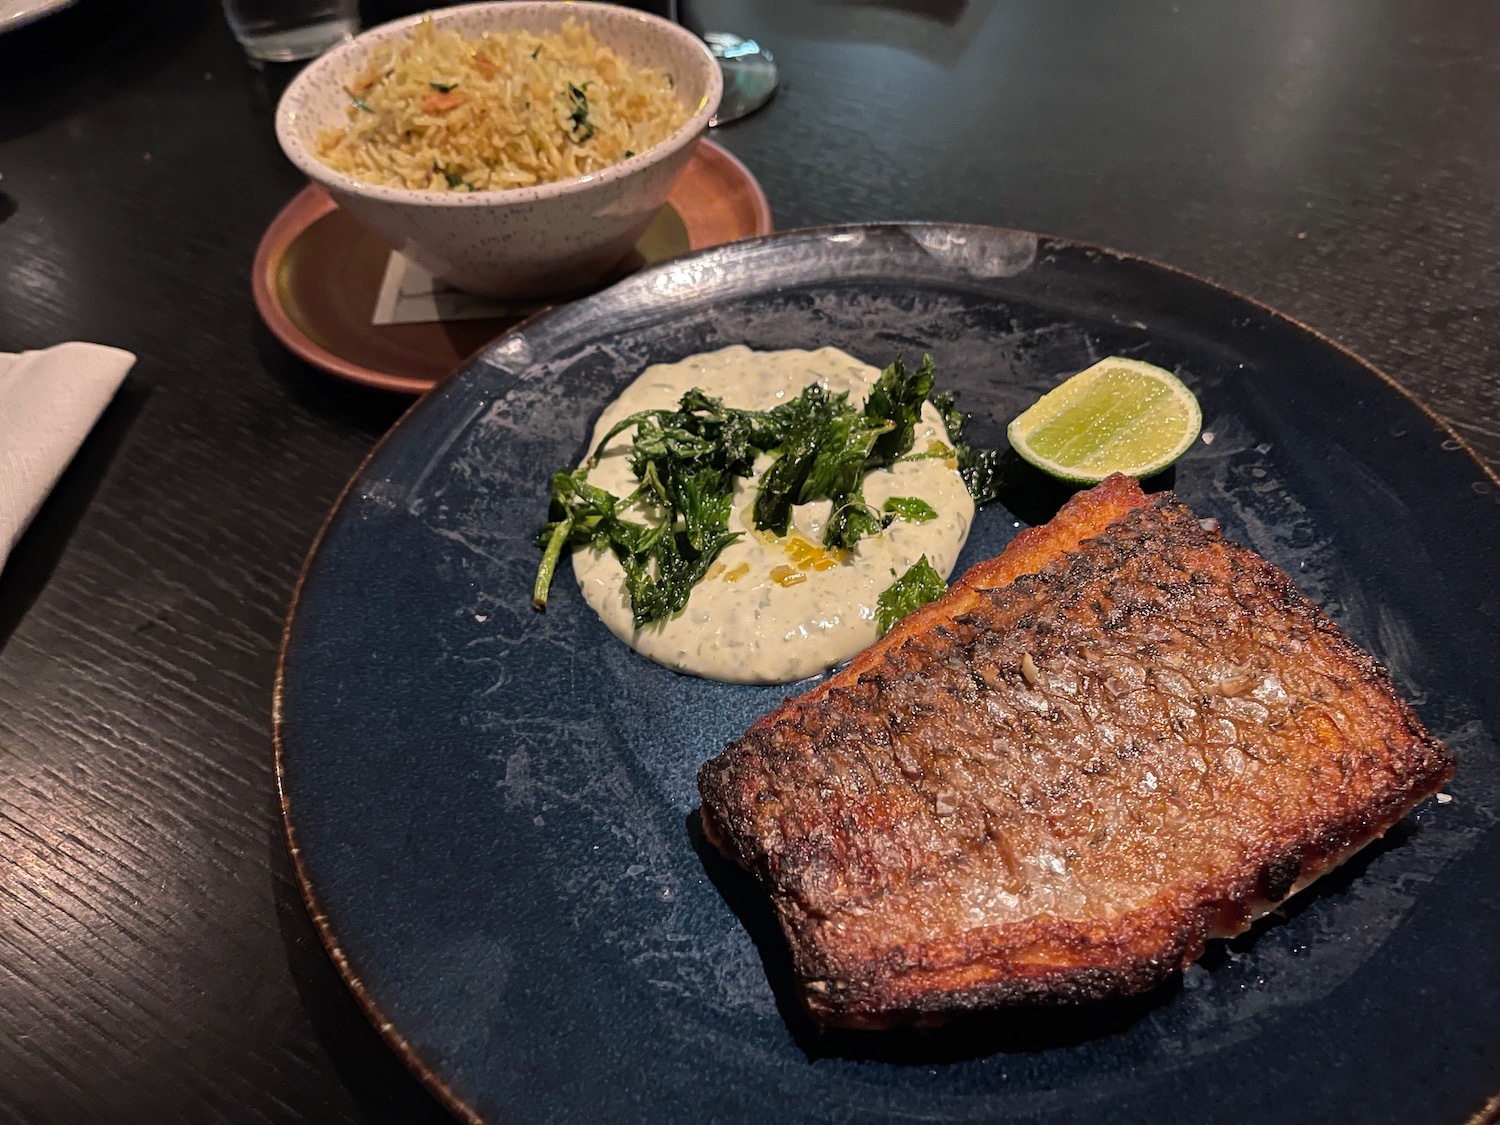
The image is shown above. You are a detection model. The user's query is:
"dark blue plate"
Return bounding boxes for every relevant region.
[275,226,1500,1125]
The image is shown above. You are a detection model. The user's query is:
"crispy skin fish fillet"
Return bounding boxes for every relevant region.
[697,475,1455,1029]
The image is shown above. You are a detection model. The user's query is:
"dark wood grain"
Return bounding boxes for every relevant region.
[0,0,1495,1122]
[715,0,1500,475]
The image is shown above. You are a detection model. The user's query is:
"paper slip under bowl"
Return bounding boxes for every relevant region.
[372,252,548,326]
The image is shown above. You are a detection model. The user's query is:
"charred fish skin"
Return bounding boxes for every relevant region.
[698,477,1454,1030]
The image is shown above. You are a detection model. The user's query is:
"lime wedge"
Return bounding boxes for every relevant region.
[1007,357,1202,483]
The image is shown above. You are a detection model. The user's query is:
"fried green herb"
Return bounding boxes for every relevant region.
[751,355,939,551]
[865,354,935,465]
[533,391,763,627]
[428,80,458,92]
[931,388,1002,504]
[532,355,1000,627]
[882,496,937,523]
[351,96,373,112]
[875,556,948,635]
[752,385,887,543]
[566,82,594,142]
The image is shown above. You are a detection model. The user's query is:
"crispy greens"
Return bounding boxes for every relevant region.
[881,496,938,523]
[874,556,949,636]
[532,355,995,627]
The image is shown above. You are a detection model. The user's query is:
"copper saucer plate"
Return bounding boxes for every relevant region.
[252,139,773,395]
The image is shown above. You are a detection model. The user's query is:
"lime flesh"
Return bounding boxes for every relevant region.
[1007,357,1202,483]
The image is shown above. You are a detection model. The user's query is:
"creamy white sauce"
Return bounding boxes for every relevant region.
[571,345,975,683]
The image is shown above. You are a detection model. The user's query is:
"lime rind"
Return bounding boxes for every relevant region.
[1007,357,1202,484]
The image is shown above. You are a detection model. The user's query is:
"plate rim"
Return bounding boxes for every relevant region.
[272,220,1500,1125]
[251,138,774,396]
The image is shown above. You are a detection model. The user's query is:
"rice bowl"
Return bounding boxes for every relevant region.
[275,2,721,298]
[317,18,689,192]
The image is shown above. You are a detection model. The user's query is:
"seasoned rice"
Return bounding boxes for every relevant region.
[317,18,689,192]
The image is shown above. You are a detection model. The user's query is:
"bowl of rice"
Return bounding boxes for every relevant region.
[276,2,721,298]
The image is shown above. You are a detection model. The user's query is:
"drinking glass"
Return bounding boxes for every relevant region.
[672,0,778,124]
[221,0,359,62]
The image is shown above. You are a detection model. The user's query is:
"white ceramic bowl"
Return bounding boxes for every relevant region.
[276,2,721,298]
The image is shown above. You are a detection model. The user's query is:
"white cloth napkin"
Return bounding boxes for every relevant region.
[0,342,135,570]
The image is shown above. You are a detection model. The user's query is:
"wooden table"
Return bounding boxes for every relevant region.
[1,2,1495,1122]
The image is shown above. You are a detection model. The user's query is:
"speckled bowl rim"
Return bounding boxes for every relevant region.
[275,1,722,209]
